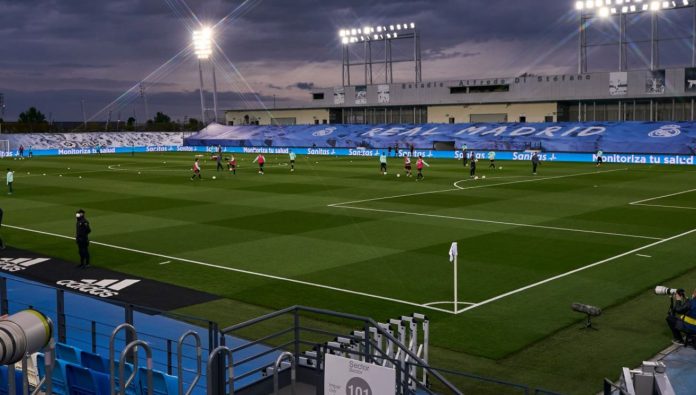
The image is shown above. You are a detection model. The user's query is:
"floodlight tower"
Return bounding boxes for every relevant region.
[193,27,219,124]
[575,0,696,72]
[339,22,421,86]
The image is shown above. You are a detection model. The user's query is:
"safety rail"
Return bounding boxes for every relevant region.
[177,331,202,395]
[221,305,462,395]
[207,346,234,395]
[272,352,296,395]
[118,340,153,395]
[110,323,139,395]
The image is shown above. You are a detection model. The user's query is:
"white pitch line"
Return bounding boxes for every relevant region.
[636,254,651,258]
[329,168,627,207]
[631,203,696,211]
[452,176,529,189]
[423,301,476,307]
[451,168,628,191]
[159,261,171,265]
[456,228,696,314]
[333,205,662,240]
[2,224,455,315]
[629,188,696,205]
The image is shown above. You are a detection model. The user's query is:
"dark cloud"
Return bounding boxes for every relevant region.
[293,82,316,91]
[0,0,692,120]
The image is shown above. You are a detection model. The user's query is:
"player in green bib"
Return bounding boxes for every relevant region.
[289,151,297,172]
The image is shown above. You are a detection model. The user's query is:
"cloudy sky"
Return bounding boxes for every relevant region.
[0,0,694,121]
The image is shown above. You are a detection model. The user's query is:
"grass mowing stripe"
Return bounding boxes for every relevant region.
[330,205,662,240]
[456,227,696,314]
[330,168,627,207]
[2,224,457,315]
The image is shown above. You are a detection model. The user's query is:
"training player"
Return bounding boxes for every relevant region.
[596,150,604,167]
[416,156,429,181]
[6,168,13,195]
[379,152,388,175]
[469,152,477,178]
[289,150,296,172]
[532,152,540,175]
[228,154,237,175]
[488,151,496,169]
[253,153,266,174]
[191,158,202,180]
[404,155,413,177]
[216,153,224,172]
[462,144,468,166]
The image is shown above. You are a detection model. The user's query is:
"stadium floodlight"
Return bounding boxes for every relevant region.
[576,1,585,9]
[599,6,611,16]
[193,27,213,60]
[338,22,417,42]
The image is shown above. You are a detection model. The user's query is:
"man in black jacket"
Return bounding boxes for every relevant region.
[75,209,91,268]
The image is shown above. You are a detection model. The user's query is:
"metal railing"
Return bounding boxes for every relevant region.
[221,305,463,395]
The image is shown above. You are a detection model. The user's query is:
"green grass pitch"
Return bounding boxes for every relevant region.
[1,152,695,394]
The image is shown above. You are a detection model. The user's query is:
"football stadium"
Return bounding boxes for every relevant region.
[0,1,696,395]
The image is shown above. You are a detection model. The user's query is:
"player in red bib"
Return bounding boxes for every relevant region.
[190,158,202,180]
[416,156,429,181]
[404,156,413,177]
[253,154,265,174]
[228,154,237,175]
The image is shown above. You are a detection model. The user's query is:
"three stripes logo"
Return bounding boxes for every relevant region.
[0,257,50,272]
[56,279,140,298]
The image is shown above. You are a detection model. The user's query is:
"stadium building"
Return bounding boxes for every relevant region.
[225,67,696,126]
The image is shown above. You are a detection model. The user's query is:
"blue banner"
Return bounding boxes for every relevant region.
[2,145,694,166]
[184,122,696,155]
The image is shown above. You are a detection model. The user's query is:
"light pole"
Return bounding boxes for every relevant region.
[574,0,695,72]
[338,22,419,87]
[193,28,214,124]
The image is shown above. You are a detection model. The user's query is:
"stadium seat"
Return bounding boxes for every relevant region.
[0,365,23,395]
[137,367,178,395]
[80,352,136,395]
[36,354,73,395]
[65,364,110,395]
[79,351,109,373]
[57,343,82,365]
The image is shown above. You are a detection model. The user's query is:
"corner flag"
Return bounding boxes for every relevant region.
[449,242,458,263]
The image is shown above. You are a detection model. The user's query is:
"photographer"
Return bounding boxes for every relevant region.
[666,288,696,345]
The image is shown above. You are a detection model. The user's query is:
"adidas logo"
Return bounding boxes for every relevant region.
[0,257,50,272]
[56,279,140,298]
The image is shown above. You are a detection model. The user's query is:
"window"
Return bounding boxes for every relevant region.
[469,85,510,93]
[322,119,328,124]
[519,116,527,123]
[544,116,554,122]
[449,87,468,94]
[449,117,455,124]
[312,93,325,100]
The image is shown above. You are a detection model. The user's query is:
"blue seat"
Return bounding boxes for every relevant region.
[138,368,178,395]
[80,351,136,395]
[57,344,82,365]
[65,365,109,395]
[80,352,108,374]
[36,354,73,395]
[0,365,23,395]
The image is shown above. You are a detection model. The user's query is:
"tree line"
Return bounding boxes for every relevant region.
[0,107,205,133]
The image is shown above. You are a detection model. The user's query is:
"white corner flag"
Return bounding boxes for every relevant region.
[449,242,458,262]
[450,242,459,313]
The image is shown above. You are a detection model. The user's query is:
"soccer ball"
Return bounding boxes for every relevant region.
[474,176,479,180]
[397,173,401,178]
[212,176,216,180]
[482,175,486,179]
[499,166,503,170]
[42,173,46,176]
[79,176,82,179]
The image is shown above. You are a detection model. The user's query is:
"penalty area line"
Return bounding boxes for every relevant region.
[3,224,456,315]
[455,228,696,314]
